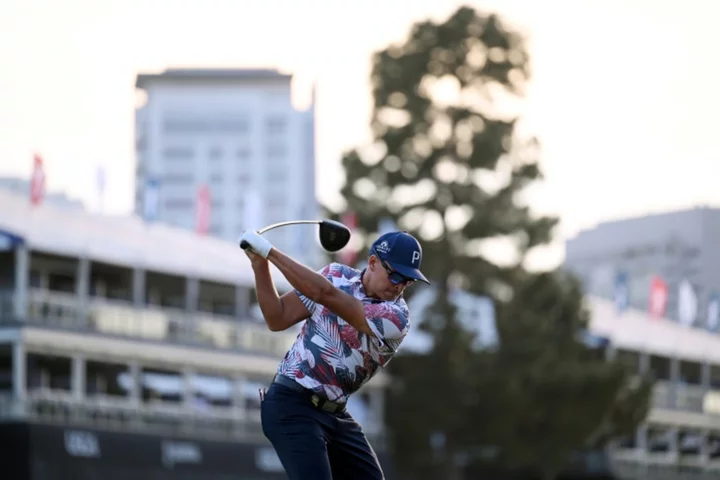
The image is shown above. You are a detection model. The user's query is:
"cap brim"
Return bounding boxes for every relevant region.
[387,261,430,285]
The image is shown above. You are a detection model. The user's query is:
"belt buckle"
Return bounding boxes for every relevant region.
[311,394,337,413]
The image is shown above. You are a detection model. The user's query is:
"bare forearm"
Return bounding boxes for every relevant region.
[251,264,284,329]
[267,249,330,301]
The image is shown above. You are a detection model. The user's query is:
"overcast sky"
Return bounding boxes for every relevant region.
[1,0,719,268]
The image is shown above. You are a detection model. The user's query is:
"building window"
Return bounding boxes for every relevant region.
[164,199,193,209]
[209,147,223,160]
[236,148,251,160]
[267,168,286,182]
[164,174,193,184]
[163,146,194,159]
[164,118,249,134]
[265,197,284,209]
[266,144,286,160]
[210,173,224,184]
[266,117,287,136]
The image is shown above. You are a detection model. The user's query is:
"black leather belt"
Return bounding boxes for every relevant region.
[272,374,347,414]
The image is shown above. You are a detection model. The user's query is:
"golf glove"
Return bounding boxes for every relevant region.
[239,230,273,258]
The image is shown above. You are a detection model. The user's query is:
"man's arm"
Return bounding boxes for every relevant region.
[251,257,311,332]
[266,249,374,336]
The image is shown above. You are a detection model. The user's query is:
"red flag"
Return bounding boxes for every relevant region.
[648,275,668,318]
[337,211,358,265]
[195,184,211,235]
[30,153,45,206]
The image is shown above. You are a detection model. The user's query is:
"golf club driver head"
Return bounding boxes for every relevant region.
[318,219,351,252]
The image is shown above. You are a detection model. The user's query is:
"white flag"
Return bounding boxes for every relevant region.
[243,190,263,230]
[708,294,720,331]
[143,177,160,222]
[614,272,630,315]
[678,279,698,326]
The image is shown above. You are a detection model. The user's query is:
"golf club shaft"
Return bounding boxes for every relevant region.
[258,220,321,234]
[239,220,321,250]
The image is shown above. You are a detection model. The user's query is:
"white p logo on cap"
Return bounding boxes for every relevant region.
[411,251,420,265]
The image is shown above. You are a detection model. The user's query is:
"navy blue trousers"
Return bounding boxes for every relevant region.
[261,382,385,480]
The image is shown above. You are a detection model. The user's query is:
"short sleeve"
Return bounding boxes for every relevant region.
[364,302,410,352]
[294,264,334,316]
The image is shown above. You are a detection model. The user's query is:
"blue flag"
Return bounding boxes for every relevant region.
[614,271,630,314]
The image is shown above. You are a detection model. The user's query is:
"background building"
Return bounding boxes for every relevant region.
[0,189,389,480]
[134,68,319,265]
[0,176,85,211]
[564,207,720,328]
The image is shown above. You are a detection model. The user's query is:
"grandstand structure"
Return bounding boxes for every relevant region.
[4,188,720,479]
[0,190,388,479]
[588,297,720,479]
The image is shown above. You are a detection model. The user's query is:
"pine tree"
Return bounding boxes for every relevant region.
[481,270,653,479]
[333,6,651,479]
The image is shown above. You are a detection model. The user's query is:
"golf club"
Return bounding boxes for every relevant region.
[239,219,351,253]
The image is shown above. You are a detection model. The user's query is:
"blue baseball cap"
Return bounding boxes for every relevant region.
[369,231,430,284]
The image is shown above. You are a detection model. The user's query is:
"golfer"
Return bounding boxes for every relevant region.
[238,229,429,480]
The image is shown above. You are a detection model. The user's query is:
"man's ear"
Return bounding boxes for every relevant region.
[368,255,378,271]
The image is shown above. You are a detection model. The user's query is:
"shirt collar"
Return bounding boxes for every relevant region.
[355,268,387,304]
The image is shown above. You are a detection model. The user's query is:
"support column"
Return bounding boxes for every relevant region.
[13,244,29,321]
[185,278,199,312]
[39,270,48,290]
[667,428,679,460]
[182,367,195,408]
[670,357,680,409]
[184,278,199,343]
[12,342,26,400]
[71,355,86,400]
[635,425,648,452]
[701,362,711,389]
[235,287,250,349]
[235,286,250,318]
[132,268,145,308]
[670,357,680,381]
[76,257,90,325]
[128,361,142,406]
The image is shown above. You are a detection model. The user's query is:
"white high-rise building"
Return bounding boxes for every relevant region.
[134,68,319,264]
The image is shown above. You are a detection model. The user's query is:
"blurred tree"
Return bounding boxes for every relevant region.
[478,270,653,480]
[331,5,651,480]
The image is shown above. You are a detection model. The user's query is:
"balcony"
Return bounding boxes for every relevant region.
[0,389,264,442]
[0,289,296,358]
[650,381,720,429]
[0,388,386,447]
[609,381,720,474]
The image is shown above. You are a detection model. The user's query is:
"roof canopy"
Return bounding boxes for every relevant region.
[0,190,291,289]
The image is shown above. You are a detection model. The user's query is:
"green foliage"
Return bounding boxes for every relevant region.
[484,271,654,478]
[332,5,652,479]
[338,6,556,288]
